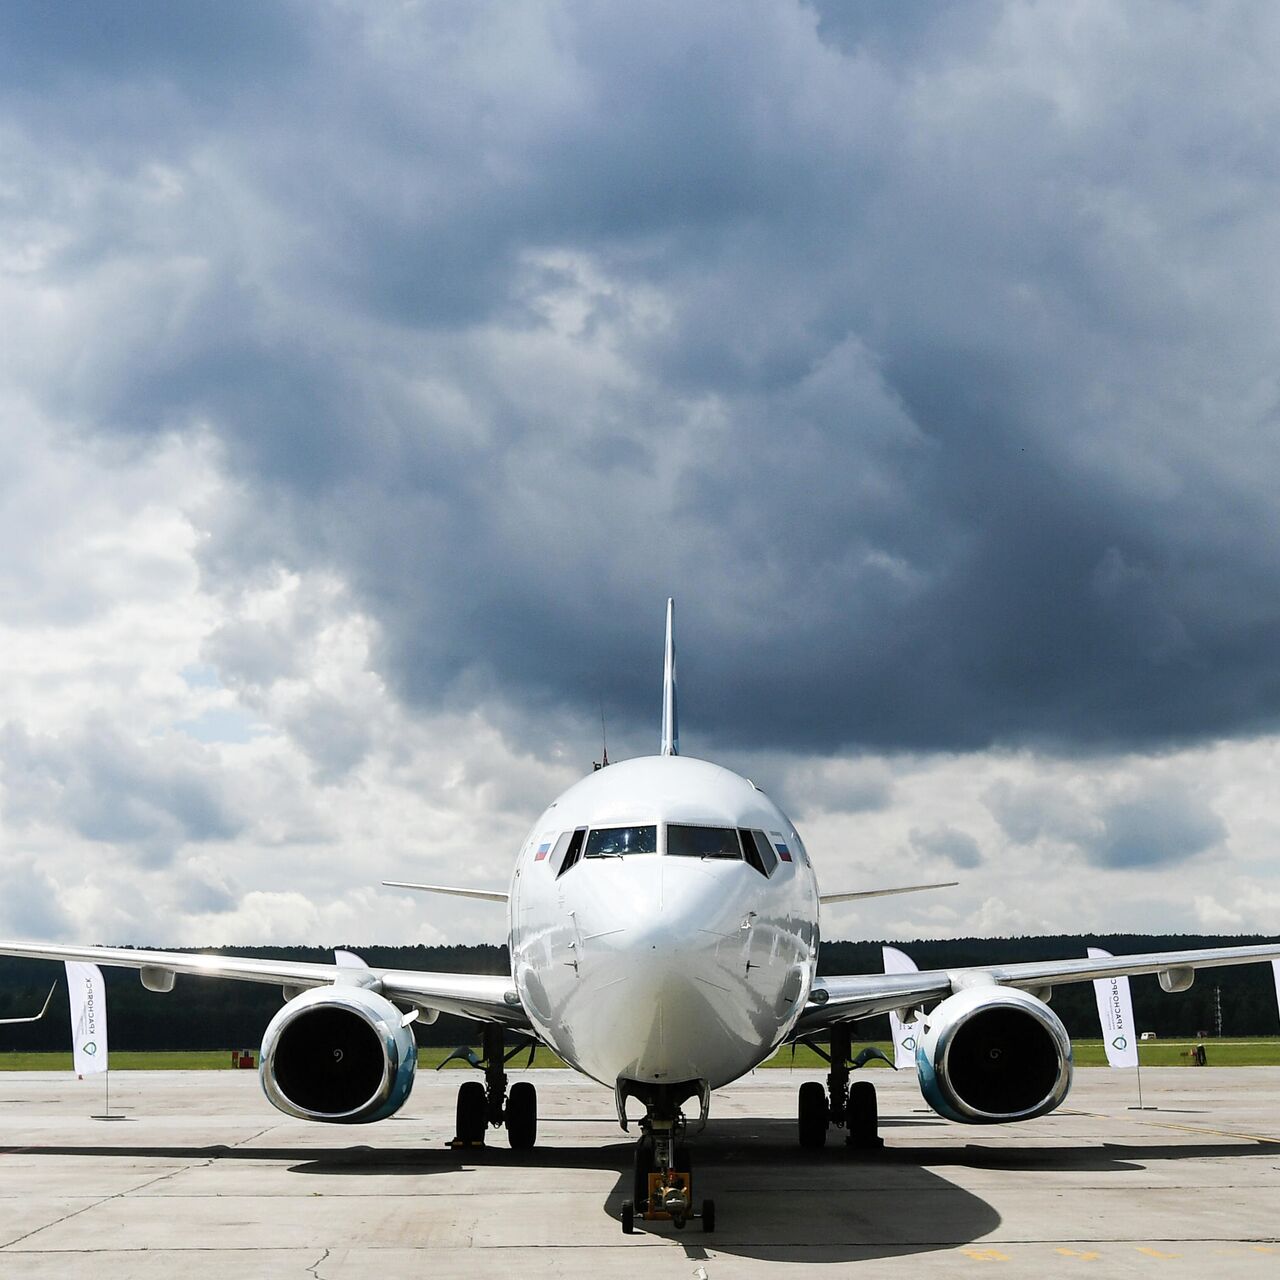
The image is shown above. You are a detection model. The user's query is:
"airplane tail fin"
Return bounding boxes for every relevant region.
[661,597,679,756]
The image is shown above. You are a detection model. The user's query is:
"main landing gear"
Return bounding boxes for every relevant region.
[618,1083,715,1235]
[447,1024,539,1150]
[796,1025,885,1151]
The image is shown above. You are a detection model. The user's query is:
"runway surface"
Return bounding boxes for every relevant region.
[1,1066,1278,1277]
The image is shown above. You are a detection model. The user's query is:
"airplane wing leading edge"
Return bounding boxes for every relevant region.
[0,940,530,1029]
[797,940,1280,1033]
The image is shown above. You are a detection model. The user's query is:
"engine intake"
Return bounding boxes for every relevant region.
[915,985,1072,1124]
[260,985,417,1123]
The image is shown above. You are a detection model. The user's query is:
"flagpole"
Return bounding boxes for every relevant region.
[1135,1053,1143,1110]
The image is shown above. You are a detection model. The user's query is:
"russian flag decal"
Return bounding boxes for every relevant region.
[772,832,793,862]
[534,842,551,861]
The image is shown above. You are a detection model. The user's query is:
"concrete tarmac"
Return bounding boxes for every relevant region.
[1,1066,1278,1277]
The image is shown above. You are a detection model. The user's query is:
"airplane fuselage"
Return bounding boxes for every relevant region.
[509,755,819,1092]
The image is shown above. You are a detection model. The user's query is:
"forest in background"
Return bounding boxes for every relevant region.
[2,934,1277,1053]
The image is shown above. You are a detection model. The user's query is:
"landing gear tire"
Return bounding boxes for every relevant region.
[845,1079,883,1150]
[456,1079,486,1144]
[798,1079,829,1148]
[505,1080,538,1149]
[702,1199,716,1233]
[621,1200,635,1234]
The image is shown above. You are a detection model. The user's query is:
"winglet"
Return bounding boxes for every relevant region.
[0,982,56,1026]
[661,597,679,756]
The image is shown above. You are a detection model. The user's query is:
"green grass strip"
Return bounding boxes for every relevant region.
[3,1039,1277,1071]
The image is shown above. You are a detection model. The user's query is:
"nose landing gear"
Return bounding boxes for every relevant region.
[617,1085,715,1235]
[795,1025,885,1151]
[621,1125,715,1234]
[445,1023,539,1149]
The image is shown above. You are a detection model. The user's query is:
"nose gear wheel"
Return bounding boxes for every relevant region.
[619,1095,714,1234]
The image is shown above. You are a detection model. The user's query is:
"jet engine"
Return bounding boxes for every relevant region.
[260,985,417,1123]
[914,985,1072,1124]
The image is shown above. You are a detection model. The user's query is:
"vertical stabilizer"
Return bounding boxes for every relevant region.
[661,597,679,756]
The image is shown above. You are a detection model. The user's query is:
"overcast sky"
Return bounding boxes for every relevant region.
[3,1,1279,947]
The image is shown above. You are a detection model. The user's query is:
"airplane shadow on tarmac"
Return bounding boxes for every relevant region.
[7,1113,1279,1265]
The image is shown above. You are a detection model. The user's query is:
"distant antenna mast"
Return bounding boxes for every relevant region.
[593,699,610,771]
[661,597,679,756]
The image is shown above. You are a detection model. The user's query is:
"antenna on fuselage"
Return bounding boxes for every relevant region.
[661,597,679,756]
[593,698,610,771]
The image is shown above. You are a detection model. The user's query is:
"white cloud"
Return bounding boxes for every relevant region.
[809,737,1280,938]
[3,2,1280,953]
[0,424,574,944]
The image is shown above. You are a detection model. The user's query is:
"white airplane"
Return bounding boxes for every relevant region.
[5,599,1280,1234]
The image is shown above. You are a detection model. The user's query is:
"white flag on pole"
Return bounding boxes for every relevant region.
[1087,946,1138,1069]
[882,945,920,1069]
[65,961,108,1076]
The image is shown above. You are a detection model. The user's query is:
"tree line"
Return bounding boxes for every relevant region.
[1,933,1277,1054]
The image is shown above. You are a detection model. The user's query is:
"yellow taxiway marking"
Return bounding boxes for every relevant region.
[960,1248,1011,1262]
[1129,1117,1280,1145]
[1055,1248,1100,1260]
[1136,1247,1181,1259]
[1074,1109,1280,1146]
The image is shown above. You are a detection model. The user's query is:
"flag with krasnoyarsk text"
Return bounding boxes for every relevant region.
[1087,946,1138,1069]
[65,961,108,1076]
[882,945,920,1069]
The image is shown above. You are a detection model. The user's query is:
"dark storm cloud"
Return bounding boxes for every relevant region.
[909,826,983,871]
[982,770,1227,870]
[0,860,74,940]
[1089,779,1226,870]
[11,1,1280,755]
[984,778,1097,848]
[0,721,244,863]
[0,1,302,97]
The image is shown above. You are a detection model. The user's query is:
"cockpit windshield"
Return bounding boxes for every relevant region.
[667,823,742,859]
[583,825,658,857]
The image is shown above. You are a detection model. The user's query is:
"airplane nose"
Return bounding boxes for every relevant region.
[570,857,771,1088]
[634,858,746,955]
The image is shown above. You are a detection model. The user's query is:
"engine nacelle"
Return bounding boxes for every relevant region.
[915,985,1072,1124]
[260,985,417,1123]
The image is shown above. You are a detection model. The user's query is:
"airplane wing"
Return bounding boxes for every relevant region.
[381,881,509,903]
[796,940,1280,1034]
[0,940,530,1029]
[819,881,957,904]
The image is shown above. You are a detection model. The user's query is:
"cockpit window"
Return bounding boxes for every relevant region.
[556,827,587,876]
[667,824,743,859]
[741,828,778,877]
[584,825,657,857]
[547,830,573,871]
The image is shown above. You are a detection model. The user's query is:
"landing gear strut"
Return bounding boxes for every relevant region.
[618,1084,715,1235]
[796,1025,884,1151]
[449,1024,538,1149]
